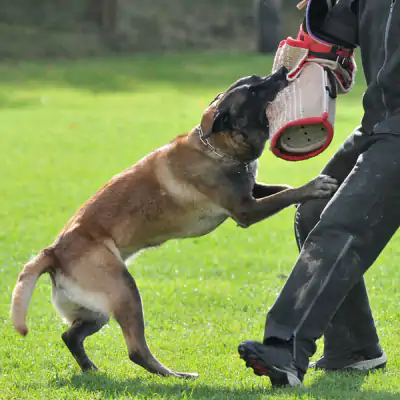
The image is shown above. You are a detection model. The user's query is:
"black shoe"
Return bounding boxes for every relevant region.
[309,351,387,371]
[238,340,303,387]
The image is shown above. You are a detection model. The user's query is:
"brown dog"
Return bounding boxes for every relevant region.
[11,67,338,379]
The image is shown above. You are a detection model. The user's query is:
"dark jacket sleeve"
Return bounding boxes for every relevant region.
[306,0,359,47]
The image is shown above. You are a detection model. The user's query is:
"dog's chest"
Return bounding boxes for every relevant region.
[176,204,228,238]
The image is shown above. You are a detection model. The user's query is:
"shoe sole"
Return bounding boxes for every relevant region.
[311,351,388,372]
[238,344,302,387]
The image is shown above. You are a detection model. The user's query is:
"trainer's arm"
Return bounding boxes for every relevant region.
[304,0,359,48]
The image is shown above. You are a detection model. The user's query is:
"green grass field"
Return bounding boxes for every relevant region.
[1,52,400,400]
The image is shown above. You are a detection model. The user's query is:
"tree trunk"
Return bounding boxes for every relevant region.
[86,0,118,34]
[101,0,118,34]
[254,0,283,53]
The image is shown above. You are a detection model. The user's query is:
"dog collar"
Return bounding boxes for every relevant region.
[196,125,247,165]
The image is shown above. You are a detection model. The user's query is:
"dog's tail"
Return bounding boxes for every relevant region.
[11,249,55,336]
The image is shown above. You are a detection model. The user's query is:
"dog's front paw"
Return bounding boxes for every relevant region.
[302,174,339,199]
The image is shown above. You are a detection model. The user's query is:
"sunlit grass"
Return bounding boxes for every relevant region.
[0,52,399,399]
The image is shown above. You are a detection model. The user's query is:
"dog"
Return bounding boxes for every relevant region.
[11,66,338,379]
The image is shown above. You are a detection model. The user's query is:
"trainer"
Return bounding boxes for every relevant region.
[239,0,397,387]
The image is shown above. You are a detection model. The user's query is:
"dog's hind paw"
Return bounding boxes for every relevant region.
[173,371,199,379]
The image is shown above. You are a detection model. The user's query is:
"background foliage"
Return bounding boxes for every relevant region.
[0,0,300,58]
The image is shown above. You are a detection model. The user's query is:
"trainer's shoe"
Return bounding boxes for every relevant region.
[309,350,387,371]
[238,340,303,387]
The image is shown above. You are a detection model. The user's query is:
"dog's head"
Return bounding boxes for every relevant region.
[200,66,288,161]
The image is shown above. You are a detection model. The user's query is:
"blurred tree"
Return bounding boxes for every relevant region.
[254,0,282,53]
[0,0,303,58]
[86,0,117,34]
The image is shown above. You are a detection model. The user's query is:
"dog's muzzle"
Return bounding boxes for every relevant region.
[266,25,356,161]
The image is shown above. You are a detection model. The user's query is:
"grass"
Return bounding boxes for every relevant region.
[0,52,399,400]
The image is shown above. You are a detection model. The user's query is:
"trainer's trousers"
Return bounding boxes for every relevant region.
[263,127,400,372]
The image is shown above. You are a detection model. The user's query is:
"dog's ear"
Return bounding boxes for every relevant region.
[203,110,231,138]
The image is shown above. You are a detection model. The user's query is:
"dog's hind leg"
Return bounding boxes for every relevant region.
[113,269,198,379]
[62,313,109,372]
[54,243,198,378]
[52,273,109,372]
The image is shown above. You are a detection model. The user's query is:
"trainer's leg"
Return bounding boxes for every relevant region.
[294,128,384,369]
[318,280,385,370]
[294,126,372,249]
[240,132,400,384]
[297,205,383,368]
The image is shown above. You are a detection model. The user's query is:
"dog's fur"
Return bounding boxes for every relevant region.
[11,67,338,378]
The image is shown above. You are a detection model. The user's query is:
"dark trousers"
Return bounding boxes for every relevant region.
[263,127,400,372]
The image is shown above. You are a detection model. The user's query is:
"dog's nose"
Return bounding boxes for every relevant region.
[278,77,289,90]
[275,66,289,78]
[258,67,288,84]
[258,75,279,87]
[255,76,271,86]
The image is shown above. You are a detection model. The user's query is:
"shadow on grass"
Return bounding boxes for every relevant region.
[51,372,267,399]
[49,369,399,400]
[0,52,273,95]
[303,370,398,400]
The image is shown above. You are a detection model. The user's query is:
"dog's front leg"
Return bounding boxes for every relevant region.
[252,183,291,199]
[232,175,338,228]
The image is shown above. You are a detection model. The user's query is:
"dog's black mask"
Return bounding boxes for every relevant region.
[204,66,288,159]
